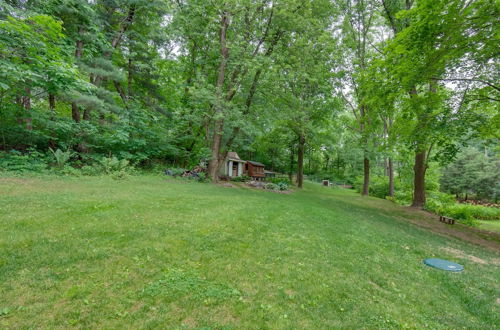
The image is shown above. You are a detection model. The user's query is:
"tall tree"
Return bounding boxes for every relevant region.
[383,0,498,208]
[339,0,380,195]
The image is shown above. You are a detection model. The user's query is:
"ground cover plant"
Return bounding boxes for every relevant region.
[1,175,499,328]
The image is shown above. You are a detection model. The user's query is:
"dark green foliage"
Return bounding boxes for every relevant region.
[268,177,291,185]
[230,175,251,182]
[49,148,74,169]
[264,182,279,190]
[0,0,497,208]
[441,147,499,202]
[276,182,289,191]
[0,149,49,173]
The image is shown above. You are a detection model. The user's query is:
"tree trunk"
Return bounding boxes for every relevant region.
[362,156,369,195]
[49,94,56,112]
[411,82,435,208]
[71,28,84,123]
[71,103,80,123]
[23,88,32,131]
[83,108,91,121]
[411,150,426,208]
[208,120,224,182]
[297,133,305,188]
[289,144,294,182]
[388,157,394,197]
[127,58,133,97]
[308,147,312,173]
[207,12,230,183]
[48,94,57,148]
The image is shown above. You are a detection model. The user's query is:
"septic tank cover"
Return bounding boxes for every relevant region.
[423,258,464,272]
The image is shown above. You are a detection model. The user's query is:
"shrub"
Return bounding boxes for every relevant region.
[111,170,129,180]
[0,149,49,173]
[423,190,499,225]
[230,175,251,182]
[265,183,279,190]
[444,204,500,221]
[392,190,412,206]
[49,148,74,169]
[59,164,81,176]
[197,172,207,182]
[355,175,392,199]
[81,165,100,176]
[97,156,130,174]
[268,177,291,185]
[277,182,289,191]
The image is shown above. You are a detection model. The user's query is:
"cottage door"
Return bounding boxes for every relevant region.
[232,163,238,176]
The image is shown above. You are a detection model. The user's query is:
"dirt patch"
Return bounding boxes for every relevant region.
[392,207,500,252]
[441,247,489,265]
[219,182,236,188]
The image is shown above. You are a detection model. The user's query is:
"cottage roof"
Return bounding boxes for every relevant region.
[227,151,240,159]
[227,151,245,162]
[247,160,265,167]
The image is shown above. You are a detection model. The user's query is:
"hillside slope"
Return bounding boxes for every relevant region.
[0,176,499,328]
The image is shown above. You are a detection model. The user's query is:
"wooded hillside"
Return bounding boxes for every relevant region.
[0,0,498,207]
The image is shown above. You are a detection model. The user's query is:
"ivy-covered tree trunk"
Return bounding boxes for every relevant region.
[289,144,294,183]
[207,12,229,183]
[22,88,32,131]
[297,133,305,188]
[362,156,370,195]
[360,104,370,196]
[388,157,395,197]
[71,28,84,123]
[412,150,426,208]
[48,93,57,148]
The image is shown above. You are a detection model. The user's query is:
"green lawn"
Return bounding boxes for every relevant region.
[1,175,499,329]
[479,219,500,233]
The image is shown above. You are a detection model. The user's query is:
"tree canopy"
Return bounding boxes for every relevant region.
[0,0,498,206]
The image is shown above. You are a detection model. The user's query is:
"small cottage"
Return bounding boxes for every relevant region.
[220,152,246,177]
[245,161,265,180]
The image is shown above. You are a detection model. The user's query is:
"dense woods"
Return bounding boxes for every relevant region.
[0,0,498,207]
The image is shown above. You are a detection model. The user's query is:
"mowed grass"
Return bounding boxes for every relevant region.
[0,175,499,329]
[480,219,500,233]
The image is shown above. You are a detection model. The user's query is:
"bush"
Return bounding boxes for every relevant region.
[268,177,291,185]
[97,156,130,174]
[59,164,81,176]
[111,170,129,180]
[81,165,100,176]
[49,148,74,169]
[0,149,49,173]
[423,190,499,225]
[197,172,207,182]
[443,204,500,221]
[265,183,278,190]
[265,183,279,190]
[277,182,289,191]
[75,156,132,176]
[355,175,392,199]
[230,175,251,182]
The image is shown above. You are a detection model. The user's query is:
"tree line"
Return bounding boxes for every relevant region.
[0,0,498,207]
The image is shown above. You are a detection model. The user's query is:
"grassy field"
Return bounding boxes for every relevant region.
[479,219,500,233]
[1,175,499,329]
